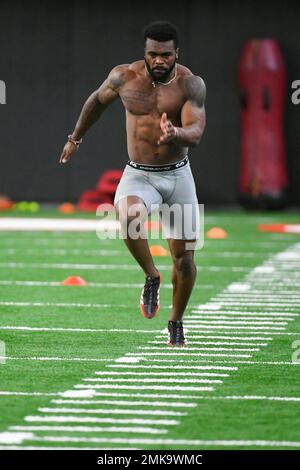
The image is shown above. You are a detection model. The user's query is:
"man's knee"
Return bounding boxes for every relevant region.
[116,198,148,226]
[115,198,148,239]
[172,251,196,278]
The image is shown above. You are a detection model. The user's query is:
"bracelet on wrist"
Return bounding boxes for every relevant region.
[68,135,83,147]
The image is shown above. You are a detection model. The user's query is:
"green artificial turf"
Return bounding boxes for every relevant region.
[0,209,299,449]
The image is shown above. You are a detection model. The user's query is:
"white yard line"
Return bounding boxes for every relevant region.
[0,280,62,287]
[0,248,124,256]
[0,280,212,290]
[93,371,229,377]
[181,326,286,330]
[190,311,297,317]
[82,377,222,384]
[0,280,154,289]
[177,331,299,336]
[10,425,168,435]
[243,282,300,287]
[8,436,300,447]
[51,399,197,407]
[0,301,131,308]
[183,320,287,325]
[127,359,300,366]
[5,301,281,310]
[0,262,249,272]
[185,316,293,321]
[0,326,160,334]
[148,341,267,346]
[4,302,295,313]
[0,248,264,258]
[73,392,208,400]
[193,301,299,315]
[216,293,300,298]
[0,218,119,232]
[227,288,300,294]
[0,446,135,450]
[74,385,215,392]
[0,391,58,397]
[206,301,300,306]
[174,395,300,403]
[0,391,206,400]
[156,334,273,341]
[24,416,178,425]
[0,237,291,247]
[37,407,187,417]
[124,352,252,357]
[136,346,259,352]
[106,365,238,370]
[0,356,113,362]
[3,354,298,364]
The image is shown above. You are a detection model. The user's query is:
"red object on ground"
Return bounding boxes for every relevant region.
[78,189,112,212]
[238,39,288,209]
[62,276,88,286]
[78,169,123,211]
[258,224,300,234]
[0,195,14,211]
[258,223,286,232]
[59,202,76,214]
[96,170,123,194]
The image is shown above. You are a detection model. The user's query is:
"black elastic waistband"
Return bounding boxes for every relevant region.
[126,156,189,172]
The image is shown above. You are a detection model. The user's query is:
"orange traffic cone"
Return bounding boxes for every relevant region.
[59,202,76,214]
[62,276,88,286]
[149,245,170,256]
[0,195,14,211]
[207,227,228,239]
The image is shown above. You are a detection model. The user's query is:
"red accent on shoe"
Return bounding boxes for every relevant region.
[140,272,162,320]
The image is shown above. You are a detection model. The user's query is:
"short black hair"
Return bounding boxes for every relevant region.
[143,21,179,49]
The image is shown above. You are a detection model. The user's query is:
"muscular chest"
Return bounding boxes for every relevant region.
[120,81,185,119]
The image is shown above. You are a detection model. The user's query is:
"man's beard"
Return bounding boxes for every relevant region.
[144,58,176,83]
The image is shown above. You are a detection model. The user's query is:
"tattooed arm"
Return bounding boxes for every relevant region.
[176,76,206,147]
[59,65,127,164]
[158,75,206,148]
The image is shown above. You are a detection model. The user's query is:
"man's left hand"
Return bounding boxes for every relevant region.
[157,112,178,145]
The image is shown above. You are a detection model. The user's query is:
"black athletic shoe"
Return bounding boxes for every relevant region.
[167,320,186,347]
[140,272,161,319]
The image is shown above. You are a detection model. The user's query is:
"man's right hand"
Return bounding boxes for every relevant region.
[59,141,78,164]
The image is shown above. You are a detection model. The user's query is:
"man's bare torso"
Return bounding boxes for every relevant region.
[116,61,193,165]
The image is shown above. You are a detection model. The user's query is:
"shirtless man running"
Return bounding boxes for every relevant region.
[59,21,206,346]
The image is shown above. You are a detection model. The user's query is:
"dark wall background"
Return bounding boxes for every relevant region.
[0,0,299,204]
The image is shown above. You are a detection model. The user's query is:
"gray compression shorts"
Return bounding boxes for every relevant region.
[114,156,200,240]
